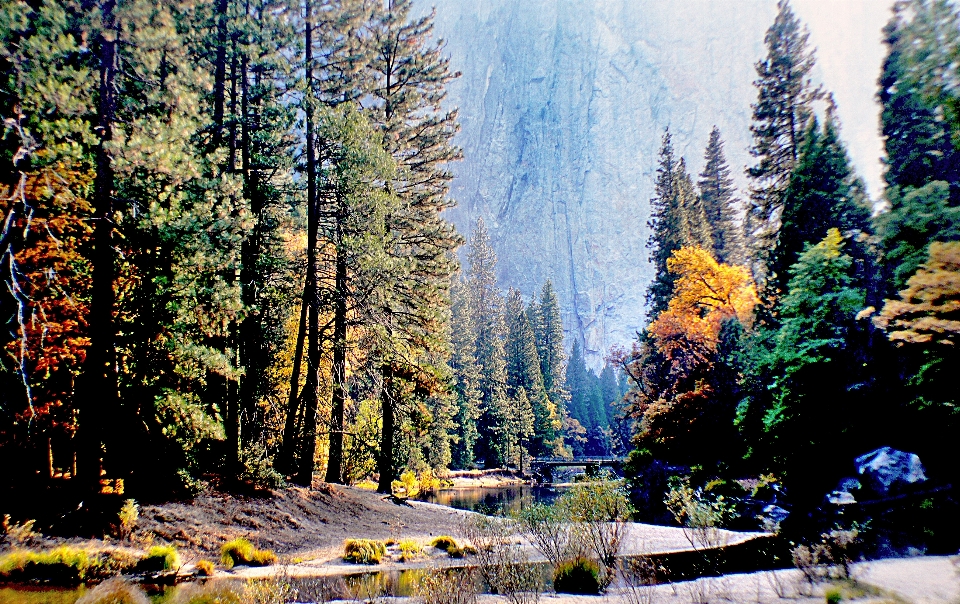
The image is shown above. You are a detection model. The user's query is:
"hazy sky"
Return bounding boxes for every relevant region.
[793,0,895,201]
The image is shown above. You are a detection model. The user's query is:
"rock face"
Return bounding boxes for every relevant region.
[425,0,779,366]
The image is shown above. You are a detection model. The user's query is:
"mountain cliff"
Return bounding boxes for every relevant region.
[426,0,779,366]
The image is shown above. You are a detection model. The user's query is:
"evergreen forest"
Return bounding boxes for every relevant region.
[0,0,959,578]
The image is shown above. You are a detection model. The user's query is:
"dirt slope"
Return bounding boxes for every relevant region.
[137,484,470,562]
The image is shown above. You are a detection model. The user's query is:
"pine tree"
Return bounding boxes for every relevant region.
[646,130,684,318]
[504,289,558,456]
[449,277,482,468]
[465,218,510,467]
[769,111,872,297]
[876,182,960,292]
[879,1,960,197]
[364,0,461,489]
[534,280,567,421]
[675,158,714,251]
[745,0,820,280]
[699,126,744,265]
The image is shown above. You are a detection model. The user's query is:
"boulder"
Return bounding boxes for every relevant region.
[855,447,927,495]
[827,491,856,505]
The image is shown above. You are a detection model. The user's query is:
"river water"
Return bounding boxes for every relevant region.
[422,484,568,515]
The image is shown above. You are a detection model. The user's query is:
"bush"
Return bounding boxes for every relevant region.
[195,559,215,576]
[391,470,421,500]
[514,503,584,568]
[116,499,139,541]
[220,538,276,568]
[458,515,541,604]
[137,545,179,572]
[2,514,37,547]
[343,539,386,565]
[239,443,285,490]
[553,559,600,595]
[76,578,150,604]
[557,474,632,588]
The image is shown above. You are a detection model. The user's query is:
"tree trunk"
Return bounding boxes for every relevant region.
[376,369,395,493]
[238,47,264,450]
[279,279,308,473]
[78,0,119,490]
[325,203,347,484]
[296,0,320,487]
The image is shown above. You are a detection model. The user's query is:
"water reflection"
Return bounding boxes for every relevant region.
[423,485,568,515]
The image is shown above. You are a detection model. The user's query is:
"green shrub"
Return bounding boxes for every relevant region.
[220,538,276,568]
[137,545,179,572]
[553,559,601,595]
[76,578,150,604]
[195,559,215,576]
[430,535,458,551]
[824,586,843,604]
[343,539,386,565]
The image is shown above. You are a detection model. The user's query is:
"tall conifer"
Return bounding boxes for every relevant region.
[746,0,820,280]
[699,127,744,265]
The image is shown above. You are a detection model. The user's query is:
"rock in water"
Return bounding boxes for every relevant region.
[855,447,927,495]
[423,0,777,366]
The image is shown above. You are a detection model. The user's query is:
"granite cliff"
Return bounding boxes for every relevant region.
[425,0,779,366]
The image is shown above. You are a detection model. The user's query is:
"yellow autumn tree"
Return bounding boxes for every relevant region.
[629,246,758,463]
[648,246,758,367]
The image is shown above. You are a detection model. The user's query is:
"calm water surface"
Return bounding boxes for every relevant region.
[423,484,569,515]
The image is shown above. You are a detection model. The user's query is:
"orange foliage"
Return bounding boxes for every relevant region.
[1,155,93,435]
[875,241,960,346]
[648,246,757,367]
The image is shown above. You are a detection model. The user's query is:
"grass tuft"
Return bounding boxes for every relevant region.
[220,537,276,568]
[343,539,386,565]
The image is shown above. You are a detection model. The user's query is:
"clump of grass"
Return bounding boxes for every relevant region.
[137,545,179,572]
[0,546,92,583]
[195,559,215,576]
[385,538,397,546]
[220,538,276,569]
[76,578,150,604]
[398,539,423,562]
[463,545,478,556]
[430,535,458,551]
[825,585,843,604]
[343,539,386,565]
[0,547,140,584]
[446,545,464,559]
[553,558,601,594]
